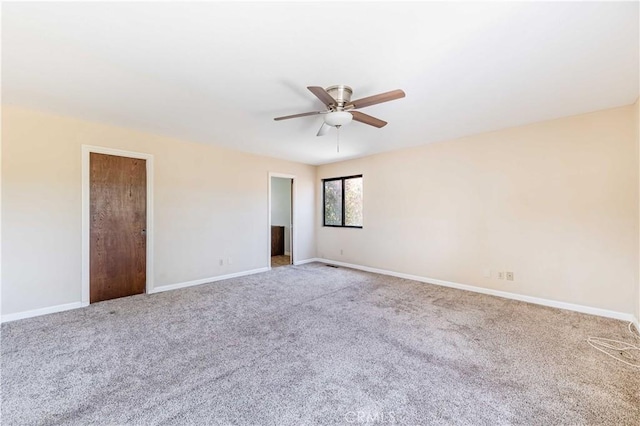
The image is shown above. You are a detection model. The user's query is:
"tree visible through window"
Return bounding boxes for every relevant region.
[323,175,363,227]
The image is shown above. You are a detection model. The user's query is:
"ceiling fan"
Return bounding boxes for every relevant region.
[274,85,406,136]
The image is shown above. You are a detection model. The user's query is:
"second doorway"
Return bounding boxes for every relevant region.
[270,176,293,268]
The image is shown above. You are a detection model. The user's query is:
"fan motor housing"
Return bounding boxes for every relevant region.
[326,85,353,109]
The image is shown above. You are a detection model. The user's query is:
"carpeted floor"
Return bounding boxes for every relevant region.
[2,263,638,425]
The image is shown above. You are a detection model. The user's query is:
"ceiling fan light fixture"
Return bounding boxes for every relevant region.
[324,111,352,127]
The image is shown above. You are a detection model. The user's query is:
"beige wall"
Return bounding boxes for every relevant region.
[317,105,639,315]
[2,106,316,315]
[3,104,638,318]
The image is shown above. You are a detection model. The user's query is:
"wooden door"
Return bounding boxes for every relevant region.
[90,153,146,303]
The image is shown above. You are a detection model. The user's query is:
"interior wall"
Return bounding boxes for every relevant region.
[317,104,639,315]
[1,106,316,316]
[636,98,640,325]
[270,177,292,254]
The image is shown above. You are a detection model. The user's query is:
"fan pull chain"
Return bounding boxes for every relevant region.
[336,125,341,153]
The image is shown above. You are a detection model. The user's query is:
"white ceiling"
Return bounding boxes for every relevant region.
[3,2,638,165]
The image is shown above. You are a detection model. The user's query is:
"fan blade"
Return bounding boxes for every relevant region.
[307,86,336,107]
[274,111,325,121]
[316,122,331,137]
[346,89,405,110]
[351,111,387,128]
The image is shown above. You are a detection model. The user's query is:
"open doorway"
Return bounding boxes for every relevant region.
[269,174,294,268]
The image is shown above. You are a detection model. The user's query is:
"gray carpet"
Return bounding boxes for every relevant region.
[2,263,638,425]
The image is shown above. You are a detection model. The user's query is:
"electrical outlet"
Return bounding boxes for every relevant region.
[506,272,514,281]
[228,257,233,265]
[340,249,344,255]
[497,271,505,280]
[219,259,224,266]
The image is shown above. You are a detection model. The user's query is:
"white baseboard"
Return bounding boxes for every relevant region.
[284,251,291,256]
[314,258,636,323]
[3,261,633,326]
[1,302,84,323]
[151,267,270,294]
[294,257,321,266]
[2,267,271,322]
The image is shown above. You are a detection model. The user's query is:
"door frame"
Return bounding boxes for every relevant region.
[81,145,154,305]
[268,172,296,268]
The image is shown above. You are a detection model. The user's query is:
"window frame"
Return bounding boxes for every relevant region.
[322,174,363,228]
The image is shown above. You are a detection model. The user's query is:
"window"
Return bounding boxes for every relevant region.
[323,175,363,228]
